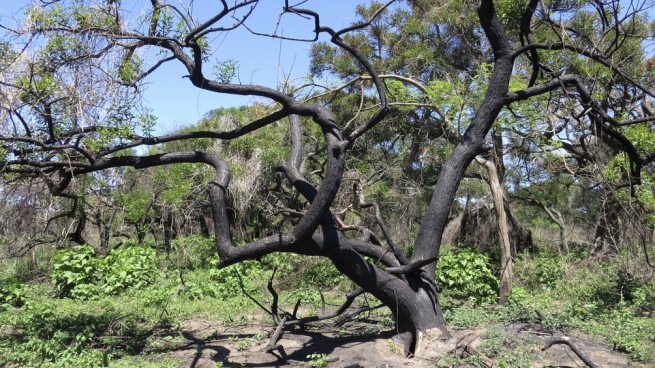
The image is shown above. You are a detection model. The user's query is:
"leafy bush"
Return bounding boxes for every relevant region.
[593,306,655,362]
[298,257,344,290]
[0,277,25,310]
[506,286,532,306]
[207,260,264,298]
[443,306,493,329]
[532,255,562,288]
[437,247,499,304]
[632,282,655,312]
[50,244,158,299]
[515,251,562,291]
[477,328,533,367]
[169,235,216,270]
[0,299,155,367]
[101,245,156,295]
[50,245,100,299]
[0,302,108,367]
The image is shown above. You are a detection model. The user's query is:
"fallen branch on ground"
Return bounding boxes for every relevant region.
[542,336,601,368]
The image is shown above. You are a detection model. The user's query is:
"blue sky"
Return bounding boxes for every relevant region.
[0,0,370,134]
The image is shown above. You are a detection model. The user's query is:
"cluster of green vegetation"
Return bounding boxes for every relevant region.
[1,237,653,367]
[440,246,655,365]
[0,235,351,367]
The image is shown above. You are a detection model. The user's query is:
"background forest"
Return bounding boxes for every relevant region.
[1,0,655,366]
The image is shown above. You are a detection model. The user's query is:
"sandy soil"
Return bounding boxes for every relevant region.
[139,318,640,368]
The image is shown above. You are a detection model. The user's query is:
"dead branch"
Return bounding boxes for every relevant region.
[283,288,367,327]
[262,315,287,353]
[442,338,494,368]
[542,336,601,368]
[236,270,276,319]
[267,266,280,324]
[357,182,410,265]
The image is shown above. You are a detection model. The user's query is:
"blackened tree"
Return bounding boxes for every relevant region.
[1,0,655,356]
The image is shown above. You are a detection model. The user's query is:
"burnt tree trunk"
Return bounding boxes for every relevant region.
[4,0,650,359]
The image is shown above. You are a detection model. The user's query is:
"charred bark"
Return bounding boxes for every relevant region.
[5,0,649,359]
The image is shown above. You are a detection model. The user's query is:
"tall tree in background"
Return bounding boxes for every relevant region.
[1,0,655,355]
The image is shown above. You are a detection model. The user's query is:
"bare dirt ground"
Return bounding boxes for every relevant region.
[141,318,642,368]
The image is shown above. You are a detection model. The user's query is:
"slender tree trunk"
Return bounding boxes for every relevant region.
[163,211,174,251]
[476,156,512,304]
[198,212,210,237]
[559,225,568,254]
[70,206,87,245]
[543,206,569,254]
[593,196,619,256]
[99,208,117,255]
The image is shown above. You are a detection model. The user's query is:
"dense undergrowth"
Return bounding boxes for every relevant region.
[1,236,654,367]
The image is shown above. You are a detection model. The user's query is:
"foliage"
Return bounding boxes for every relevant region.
[0,277,25,311]
[101,245,157,295]
[290,256,346,291]
[597,306,654,362]
[442,305,494,329]
[50,244,157,299]
[477,328,535,367]
[306,353,329,367]
[169,235,217,270]
[515,251,563,290]
[0,295,160,367]
[511,249,655,362]
[212,59,238,84]
[50,245,101,299]
[1,301,110,367]
[437,247,499,304]
[2,236,655,365]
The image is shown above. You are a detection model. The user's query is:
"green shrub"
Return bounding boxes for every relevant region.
[169,235,216,270]
[0,302,107,367]
[532,255,562,287]
[50,245,100,299]
[0,277,25,310]
[443,306,492,329]
[101,245,157,295]
[516,252,562,291]
[506,286,532,306]
[50,244,158,299]
[207,261,263,298]
[437,247,499,304]
[0,300,154,367]
[599,306,654,362]
[298,257,344,290]
[632,282,655,312]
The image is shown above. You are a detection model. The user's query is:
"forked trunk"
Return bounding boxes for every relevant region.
[317,235,453,358]
[386,277,454,358]
[332,253,453,357]
[476,156,513,304]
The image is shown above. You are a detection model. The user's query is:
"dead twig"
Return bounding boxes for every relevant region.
[542,336,601,368]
